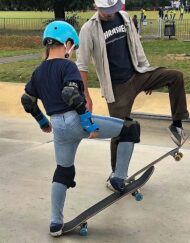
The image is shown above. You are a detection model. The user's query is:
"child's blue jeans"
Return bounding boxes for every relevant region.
[50,111,134,225]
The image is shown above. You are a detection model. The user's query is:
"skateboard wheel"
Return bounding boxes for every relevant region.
[79,222,88,236]
[132,190,143,201]
[135,192,143,201]
[178,152,183,158]
[174,153,182,161]
[79,227,88,236]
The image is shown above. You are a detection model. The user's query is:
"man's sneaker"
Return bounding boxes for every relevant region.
[106,173,118,192]
[106,173,127,192]
[50,223,63,237]
[109,176,126,192]
[168,125,186,145]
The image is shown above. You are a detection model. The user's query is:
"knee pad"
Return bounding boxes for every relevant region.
[53,165,76,188]
[119,118,140,143]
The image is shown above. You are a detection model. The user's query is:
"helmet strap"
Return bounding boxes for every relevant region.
[64,44,75,59]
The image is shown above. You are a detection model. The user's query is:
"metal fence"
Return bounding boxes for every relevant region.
[0,17,88,36]
[0,18,47,35]
[0,17,190,40]
[139,19,190,40]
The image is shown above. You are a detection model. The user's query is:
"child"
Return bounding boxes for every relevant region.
[21,21,140,237]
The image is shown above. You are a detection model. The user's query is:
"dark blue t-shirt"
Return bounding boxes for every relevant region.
[101,13,135,84]
[25,58,83,116]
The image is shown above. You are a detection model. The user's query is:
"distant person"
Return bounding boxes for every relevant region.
[132,14,139,32]
[172,8,176,20]
[140,8,145,22]
[179,5,184,20]
[143,9,147,20]
[158,7,164,19]
[164,9,169,20]
[169,8,173,19]
[169,8,176,20]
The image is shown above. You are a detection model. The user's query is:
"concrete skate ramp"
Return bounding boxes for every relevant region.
[1,82,190,118]
[0,82,190,242]
[0,116,190,243]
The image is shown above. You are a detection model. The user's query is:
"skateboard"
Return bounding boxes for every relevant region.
[127,135,189,183]
[62,166,154,236]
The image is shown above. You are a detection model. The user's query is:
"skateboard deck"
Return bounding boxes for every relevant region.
[62,166,154,235]
[127,135,189,183]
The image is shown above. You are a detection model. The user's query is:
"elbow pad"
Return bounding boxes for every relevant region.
[21,93,49,129]
[62,82,86,114]
[21,93,39,115]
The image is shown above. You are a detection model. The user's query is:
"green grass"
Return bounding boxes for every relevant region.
[0,11,54,18]
[143,39,190,55]
[1,10,190,19]
[142,40,190,92]
[0,37,190,93]
[0,35,42,57]
[0,56,99,86]
[0,49,42,57]
[0,10,94,19]
[0,11,189,92]
[0,59,40,83]
[0,10,190,41]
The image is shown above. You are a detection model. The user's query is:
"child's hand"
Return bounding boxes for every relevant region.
[42,122,52,133]
[88,131,98,139]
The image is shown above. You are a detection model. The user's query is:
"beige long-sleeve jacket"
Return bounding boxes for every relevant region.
[76,11,157,103]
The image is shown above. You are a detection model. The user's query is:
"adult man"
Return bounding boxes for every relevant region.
[76,0,189,187]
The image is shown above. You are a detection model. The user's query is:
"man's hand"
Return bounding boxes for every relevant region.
[85,95,93,112]
[145,90,152,95]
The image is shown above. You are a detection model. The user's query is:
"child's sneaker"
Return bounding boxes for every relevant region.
[168,125,186,145]
[50,223,63,237]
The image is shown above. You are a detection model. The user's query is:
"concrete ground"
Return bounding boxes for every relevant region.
[0,82,190,243]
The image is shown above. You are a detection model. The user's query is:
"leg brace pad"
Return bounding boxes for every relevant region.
[53,165,76,189]
[119,118,140,143]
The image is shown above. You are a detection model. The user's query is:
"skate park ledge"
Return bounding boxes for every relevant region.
[0,82,190,122]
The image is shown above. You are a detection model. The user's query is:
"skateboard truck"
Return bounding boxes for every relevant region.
[170,135,189,161]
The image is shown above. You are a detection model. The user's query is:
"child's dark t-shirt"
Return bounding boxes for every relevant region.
[25,58,83,116]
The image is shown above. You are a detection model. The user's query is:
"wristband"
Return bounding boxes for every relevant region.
[79,111,99,133]
[35,112,49,129]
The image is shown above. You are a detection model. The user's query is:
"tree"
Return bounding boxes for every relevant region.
[54,0,65,19]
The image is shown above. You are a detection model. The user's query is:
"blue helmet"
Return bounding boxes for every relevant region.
[43,20,79,49]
